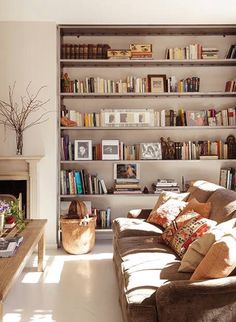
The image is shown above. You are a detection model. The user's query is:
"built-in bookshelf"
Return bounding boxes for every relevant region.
[57,24,236,245]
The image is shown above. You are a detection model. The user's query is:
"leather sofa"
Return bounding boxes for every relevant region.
[112,181,236,322]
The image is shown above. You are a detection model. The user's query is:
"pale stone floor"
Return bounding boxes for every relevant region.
[3,240,123,322]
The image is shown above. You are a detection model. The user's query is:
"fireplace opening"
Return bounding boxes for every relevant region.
[0,180,27,218]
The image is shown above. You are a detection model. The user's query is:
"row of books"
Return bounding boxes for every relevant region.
[0,236,23,258]
[61,136,233,161]
[219,167,235,190]
[61,106,236,128]
[165,44,218,60]
[160,107,236,127]
[61,43,236,60]
[166,76,200,93]
[60,169,107,195]
[61,74,201,94]
[61,43,111,60]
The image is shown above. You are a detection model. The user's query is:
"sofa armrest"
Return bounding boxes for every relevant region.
[127,208,152,219]
[156,277,236,322]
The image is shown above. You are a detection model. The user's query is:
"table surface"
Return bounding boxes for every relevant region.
[0,219,47,302]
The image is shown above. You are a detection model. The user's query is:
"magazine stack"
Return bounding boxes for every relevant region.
[152,179,180,194]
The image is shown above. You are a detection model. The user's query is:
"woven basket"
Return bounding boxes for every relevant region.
[60,216,96,254]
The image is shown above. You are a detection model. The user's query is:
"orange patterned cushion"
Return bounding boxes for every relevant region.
[191,229,236,280]
[147,199,187,228]
[178,198,211,218]
[162,210,199,246]
[167,213,216,258]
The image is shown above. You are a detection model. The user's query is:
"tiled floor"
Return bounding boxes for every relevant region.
[3,240,123,322]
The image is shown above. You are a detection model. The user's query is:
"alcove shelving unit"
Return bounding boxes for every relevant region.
[57,24,236,244]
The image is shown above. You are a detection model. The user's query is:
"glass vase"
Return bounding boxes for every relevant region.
[16,131,23,155]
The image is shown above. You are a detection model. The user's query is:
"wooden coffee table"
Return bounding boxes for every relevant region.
[0,219,47,321]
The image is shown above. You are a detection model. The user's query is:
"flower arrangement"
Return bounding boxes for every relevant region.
[0,199,25,231]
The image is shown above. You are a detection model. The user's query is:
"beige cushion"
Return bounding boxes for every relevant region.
[191,227,236,280]
[186,180,222,203]
[149,191,189,218]
[179,218,236,272]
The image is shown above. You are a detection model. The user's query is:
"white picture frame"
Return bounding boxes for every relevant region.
[74,140,92,160]
[101,109,155,127]
[140,142,162,160]
[113,163,140,182]
[102,140,120,160]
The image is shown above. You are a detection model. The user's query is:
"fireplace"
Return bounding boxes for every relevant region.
[0,156,42,218]
[0,180,27,217]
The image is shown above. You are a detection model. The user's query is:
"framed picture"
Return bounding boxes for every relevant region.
[186,110,207,126]
[102,140,120,160]
[101,109,155,127]
[113,163,140,182]
[147,74,167,93]
[140,142,162,160]
[74,140,92,160]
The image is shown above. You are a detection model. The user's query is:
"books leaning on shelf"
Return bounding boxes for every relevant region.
[0,236,23,258]
[95,207,112,229]
[219,167,235,190]
[225,79,236,92]
[226,44,236,59]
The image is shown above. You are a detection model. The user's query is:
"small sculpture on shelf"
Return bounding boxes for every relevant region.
[226,135,236,159]
[160,137,175,160]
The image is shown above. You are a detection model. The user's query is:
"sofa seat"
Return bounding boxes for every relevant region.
[114,235,190,322]
[112,217,163,240]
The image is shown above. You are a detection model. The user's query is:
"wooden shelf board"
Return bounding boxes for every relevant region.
[60,159,236,164]
[60,92,236,98]
[60,58,236,67]
[60,126,236,131]
[59,24,236,36]
[60,194,158,198]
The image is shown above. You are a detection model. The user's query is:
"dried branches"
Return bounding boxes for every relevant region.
[0,82,50,154]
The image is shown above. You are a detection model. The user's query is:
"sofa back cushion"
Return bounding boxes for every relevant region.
[207,189,236,223]
[187,180,222,203]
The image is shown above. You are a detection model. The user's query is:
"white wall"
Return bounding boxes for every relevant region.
[0,0,236,24]
[0,2,235,246]
[0,22,57,247]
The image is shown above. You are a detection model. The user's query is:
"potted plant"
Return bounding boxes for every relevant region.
[0,199,25,233]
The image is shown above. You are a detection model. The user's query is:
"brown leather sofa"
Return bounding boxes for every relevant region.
[112,181,236,322]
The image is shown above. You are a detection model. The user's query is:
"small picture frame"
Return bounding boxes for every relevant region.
[186,110,207,126]
[113,163,140,182]
[147,74,167,93]
[140,142,162,160]
[102,140,120,160]
[74,140,92,160]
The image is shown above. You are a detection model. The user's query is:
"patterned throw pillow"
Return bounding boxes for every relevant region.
[147,198,188,229]
[162,210,199,246]
[168,213,217,258]
[148,191,190,218]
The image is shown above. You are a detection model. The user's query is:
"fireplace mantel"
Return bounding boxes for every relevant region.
[0,156,44,218]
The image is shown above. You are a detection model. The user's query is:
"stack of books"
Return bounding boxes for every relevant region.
[152,179,180,194]
[113,182,142,194]
[0,236,23,258]
[201,48,219,59]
